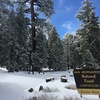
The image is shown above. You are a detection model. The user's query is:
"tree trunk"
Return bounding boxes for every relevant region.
[30,0,36,74]
[30,0,36,52]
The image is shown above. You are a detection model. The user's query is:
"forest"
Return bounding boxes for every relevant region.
[0,0,100,74]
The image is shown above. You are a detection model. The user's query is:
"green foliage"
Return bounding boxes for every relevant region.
[0,4,30,71]
[75,0,100,68]
[0,0,55,71]
[31,28,48,68]
[62,33,80,69]
[48,27,67,71]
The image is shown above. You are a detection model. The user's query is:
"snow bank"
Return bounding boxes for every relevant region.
[0,68,99,100]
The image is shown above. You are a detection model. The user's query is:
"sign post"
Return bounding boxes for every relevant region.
[73,69,100,98]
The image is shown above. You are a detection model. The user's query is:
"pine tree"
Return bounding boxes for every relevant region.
[0,0,12,67]
[31,27,48,73]
[15,0,54,51]
[48,27,66,71]
[75,0,100,68]
[15,0,54,73]
[2,8,17,72]
[15,5,30,71]
[87,10,100,67]
[62,33,78,69]
[0,4,30,72]
[72,35,82,68]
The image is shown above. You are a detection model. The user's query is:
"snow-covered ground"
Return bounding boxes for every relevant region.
[0,67,99,100]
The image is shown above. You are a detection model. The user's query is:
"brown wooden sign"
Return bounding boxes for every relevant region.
[73,69,100,95]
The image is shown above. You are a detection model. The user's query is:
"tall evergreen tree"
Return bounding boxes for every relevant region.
[15,5,30,71]
[48,27,67,71]
[15,0,54,51]
[0,0,13,67]
[31,27,48,73]
[0,4,30,72]
[75,0,100,68]
[72,35,82,68]
[62,33,78,69]
[15,0,54,73]
[2,8,17,72]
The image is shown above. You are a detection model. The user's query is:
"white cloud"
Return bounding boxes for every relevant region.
[61,21,72,31]
[65,5,73,13]
[61,21,76,35]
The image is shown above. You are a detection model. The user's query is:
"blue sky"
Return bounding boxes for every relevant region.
[50,0,100,38]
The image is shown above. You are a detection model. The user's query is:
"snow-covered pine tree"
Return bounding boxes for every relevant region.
[0,16,6,67]
[72,35,82,69]
[87,10,100,67]
[0,0,12,67]
[42,19,53,40]
[75,0,100,68]
[2,8,17,72]
[48,26,67,71]
[31,27,48,73]
[15,5,30,71]
[62,33,77,69]
[15,0,54,73]
[15,0,54,51]
[0,4,30,72]
[0,11,6,67]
